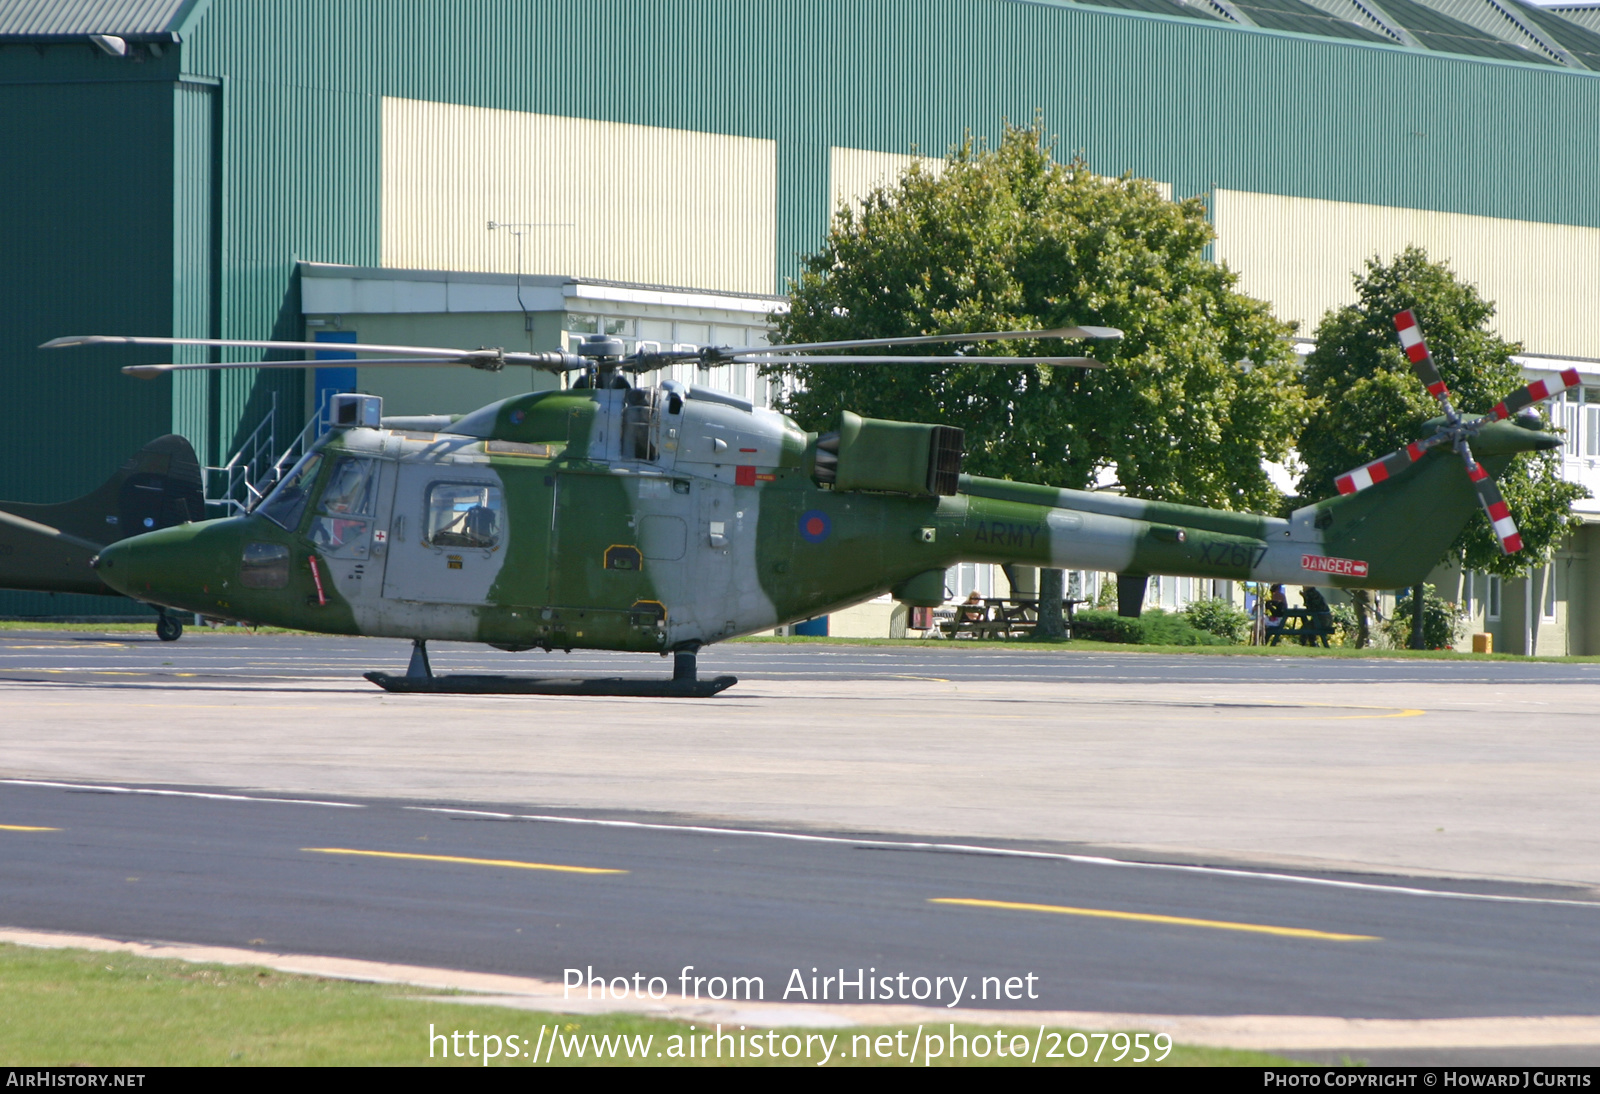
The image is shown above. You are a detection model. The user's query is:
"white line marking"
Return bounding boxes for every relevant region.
[406,807,1600,910]
[0,779,363,808]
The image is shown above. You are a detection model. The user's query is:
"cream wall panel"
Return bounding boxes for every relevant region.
[829,147,945,216]
[382,98,776,295]
[829,146,1170,219]
[1214,190,1600,359]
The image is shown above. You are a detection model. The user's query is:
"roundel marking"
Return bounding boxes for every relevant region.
[799,510,831,544]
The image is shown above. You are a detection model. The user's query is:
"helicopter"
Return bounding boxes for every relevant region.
[0,433,204,641]
[44,312,1568,694]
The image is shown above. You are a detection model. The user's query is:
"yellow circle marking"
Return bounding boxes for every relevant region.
[303,847,625,875]
[930,897,1379,942]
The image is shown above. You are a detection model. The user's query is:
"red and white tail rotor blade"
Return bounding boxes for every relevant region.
[1393,310,1457,419]
[1333,435,1445,495]
[1464,457,1523,554]
[1469,368,1582,427]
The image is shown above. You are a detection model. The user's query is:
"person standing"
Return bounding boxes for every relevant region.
[1301,586,1333,647]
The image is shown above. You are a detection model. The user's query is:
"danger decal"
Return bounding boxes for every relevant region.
[1301,554,1369,578]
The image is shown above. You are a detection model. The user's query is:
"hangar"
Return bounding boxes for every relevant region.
[4,0,1599,652]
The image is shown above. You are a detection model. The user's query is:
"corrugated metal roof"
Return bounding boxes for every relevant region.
[1418,0,1570,63]
[1366,0,1556,58]
[1074,0,1582,61]
[1546,3,1600,31]
[1066,0,1225,23]
[0,0,196,37]
[1512,0,1600,68]
[1230,0,1393,40]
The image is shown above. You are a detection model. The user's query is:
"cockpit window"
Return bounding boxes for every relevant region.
[425,483,503,549]
[320,456,379,516]
[257,452,324,531]
[239,541,290,588]
[308,515,371,558]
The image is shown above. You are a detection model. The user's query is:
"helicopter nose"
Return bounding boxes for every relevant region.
[95,522,231,611]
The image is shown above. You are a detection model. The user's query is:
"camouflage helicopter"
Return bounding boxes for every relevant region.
[0,434,204,641]
[44,311,1568,694]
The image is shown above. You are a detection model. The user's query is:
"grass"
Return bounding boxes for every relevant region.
[733,634,1600,663]
[0,944,1298,1067]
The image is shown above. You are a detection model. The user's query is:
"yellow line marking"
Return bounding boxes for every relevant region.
[302,848,625,875]
[0,825,59,832]
[1287,703,1424,720]
[869,702,1424,721]
[930,898,1379,941]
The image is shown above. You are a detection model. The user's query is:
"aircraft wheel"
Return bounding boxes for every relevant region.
[156,614,184,642]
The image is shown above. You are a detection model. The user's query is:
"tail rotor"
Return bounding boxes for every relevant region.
[1331,310,1579,556]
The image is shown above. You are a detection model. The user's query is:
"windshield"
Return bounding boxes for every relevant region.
[256,451,324,531]
[320,456,379,516]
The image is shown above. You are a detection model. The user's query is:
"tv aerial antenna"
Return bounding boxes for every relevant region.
[487,220,574,331]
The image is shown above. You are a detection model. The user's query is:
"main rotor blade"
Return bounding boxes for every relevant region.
[0,509,107,554]
[1332,431,1450,494]
[1462,447,1522,554]
[42,334,482,358]
[711,325,1124,357]
[121,358,480,379]
[1393,310,1459,423]
[1467,368,1582,428]
[733,355,1105,367]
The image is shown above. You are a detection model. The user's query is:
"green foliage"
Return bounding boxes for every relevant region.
[1379,584,1464,650]
[1073,608,1226,645]
[771,121,1309,511]
[1328,602,1359,647]
[1296,247,1587,577]
[1181,596,1250,643]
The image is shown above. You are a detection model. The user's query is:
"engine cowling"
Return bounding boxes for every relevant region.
[812,411,964,497]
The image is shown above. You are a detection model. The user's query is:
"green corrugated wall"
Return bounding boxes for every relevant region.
[4,0,1599,616]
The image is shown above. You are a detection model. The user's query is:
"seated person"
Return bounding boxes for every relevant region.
[463,503,498,546]
[431,503,499,548]
[1264,584,1290,642]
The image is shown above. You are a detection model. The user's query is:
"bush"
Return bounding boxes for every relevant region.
[1070,609,1145,643]
[1072,608,1227,646]
[1379,584,1464,650]
[1328,602,1358,647]
[1182,597,1250,643]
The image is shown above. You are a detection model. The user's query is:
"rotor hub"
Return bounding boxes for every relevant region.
[577,334,626,361]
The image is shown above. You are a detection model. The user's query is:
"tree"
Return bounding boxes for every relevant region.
[1296,247,1587,643]
[769,121,1308,512]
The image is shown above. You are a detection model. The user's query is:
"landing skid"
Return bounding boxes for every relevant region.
[363,640,738,698]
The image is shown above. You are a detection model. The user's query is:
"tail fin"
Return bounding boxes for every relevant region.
[1296,416,1559,589]
[0,435,204,595]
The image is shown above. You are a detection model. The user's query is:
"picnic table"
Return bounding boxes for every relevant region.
[940,597,1086,640]
[1265,606,1336,647]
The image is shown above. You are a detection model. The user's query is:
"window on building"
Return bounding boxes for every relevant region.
[946,562,995,602]
[1586,389,1600,458]
[1560,391,1582,458]
[1487,574,1502,621]
[1544,565,1558,620]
